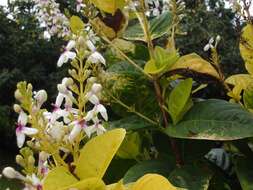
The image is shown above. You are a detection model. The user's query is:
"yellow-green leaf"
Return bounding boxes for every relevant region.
[132,174,177,190]
[75,128,126,180]
[168,53,220,79]
[43,167,78,190]
[240,24,253,66]
[62,177,106,190]
[225,74,253,90]
[70,16,85,34]
[144,46,179,75]
[116,132,141,159]
[90,0,126,14]
[106,180,125,190]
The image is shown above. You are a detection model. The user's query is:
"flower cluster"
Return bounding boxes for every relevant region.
[34,0,70,38]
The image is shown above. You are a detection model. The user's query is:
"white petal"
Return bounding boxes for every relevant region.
[86,40,96,52]
[66,40,76,50]
[57,53,68,67]
[69,125,82,142]
[66,51,76,60]
[97,104,108,121]
[203,44,210,51]
[55,93,64,107]
[87,52,106,65]
[209,37,214,44]
[83,127,92,138]
[84,110,95,121]
[18,111,28,126]
[89,94,99,105]
[97,124,106,135]
[16,132,25,148]
[22,127,38,135]
[87,125,96,137]
[91,83,102,94]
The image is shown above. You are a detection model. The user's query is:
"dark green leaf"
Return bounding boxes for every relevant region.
[123,11,173,41]
[235,157,253,190]
[123,160,173,184]
[164,99,253,141]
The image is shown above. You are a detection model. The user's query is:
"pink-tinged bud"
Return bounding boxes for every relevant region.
[34,90,48,104]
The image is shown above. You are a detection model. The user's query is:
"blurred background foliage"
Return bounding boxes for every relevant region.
[0,0,246,171]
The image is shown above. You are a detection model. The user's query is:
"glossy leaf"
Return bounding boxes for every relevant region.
[167,78,193,124]
[62,177,106,190]
[123,160,172,184]
[235,157,253,190]
[123,11,173,41]
[90,0,126,14]
[240,24,253,66]
[169,164,213,190]
[43,167,78,190]
[164,99,253,141]
[243,87,253,110]
[132,174,177,190]
[168,53,220,79]
[144,47,179,75]
[75,128,126,179]
[70,16,84,34]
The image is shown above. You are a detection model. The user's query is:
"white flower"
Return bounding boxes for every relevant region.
[76,0,85,12]
[57,40,76,67]
[85,103,108,122]
[47,121,66,141]
[89,123,106,136]
[38,152,49,176]
[87,52,106,65]
[69,119,90,141]
[16,112,38,148]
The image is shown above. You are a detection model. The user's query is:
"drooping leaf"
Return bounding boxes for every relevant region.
[144,47,179,75]
[62,177,106,190]
[123,160,173,184]
[168,53,220,79]
[89,0,126,14]
[70,16,85,34]
[240,24,253,66]
[169,164,213,190]
[164,99,253,141]
[75,128,126,180]
[123,11,173,41]
[235,157,253,190]
[167,78,193,124]
[116,132,142,159]
[132,174,177,190]
[43,167,78,190]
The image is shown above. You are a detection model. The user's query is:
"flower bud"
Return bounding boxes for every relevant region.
[16,155,25,166]
[87,77,97,84]
[69,69,77,76]
[14,90,22,101]
[27,83,33,91]
[57,84,67,94]
[91,83,102,94]
[216,35,221,43]
[34,90,47,104]
[2,167,17,179]
[62,77,73,87]
[13,104,22,113]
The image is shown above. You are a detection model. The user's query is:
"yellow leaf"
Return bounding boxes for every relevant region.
[43,167,78,190]
[92,17,116,39]
[90,0,126,14]
[75,128,126,180]
[225,74,253,90]
[70,16,85,34]
[132,174,177,190]
[168,53,220,79]
[240,24,253,66]
[246,62,253,75]
[106,180,125,190]
[62,177,106,190]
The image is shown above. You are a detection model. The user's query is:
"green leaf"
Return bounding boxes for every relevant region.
[116,132,142,159]
[168,53,220,79]
[123,11,173,41]
[243,87,253,110]
[167,78,193,124]
[169,164,213,190]
[240,24,253,66]
[75,128,126,180]
[70,16,84,34]
[89,0,126,14]
[144,47,179,75]
[109,115,156,131]
[164,99,253,141]
[43,167,78,190]
[235,157,253,190]
[123,160,173,184]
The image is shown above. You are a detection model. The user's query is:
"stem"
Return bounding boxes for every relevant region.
[135,1,183,166]
[107,91,158,125]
